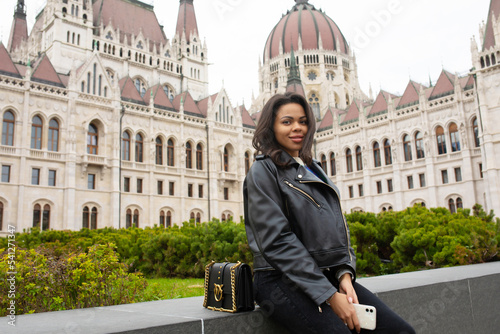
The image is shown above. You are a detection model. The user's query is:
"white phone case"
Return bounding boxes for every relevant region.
[353,303,377,330]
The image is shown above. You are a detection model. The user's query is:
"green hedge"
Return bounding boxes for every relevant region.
[1,205,498,280]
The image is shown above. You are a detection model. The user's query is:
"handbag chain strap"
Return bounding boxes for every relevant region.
[230,261,242,312]
[203,261,215,308]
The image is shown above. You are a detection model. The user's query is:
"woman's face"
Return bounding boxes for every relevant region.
[273,103,308,157]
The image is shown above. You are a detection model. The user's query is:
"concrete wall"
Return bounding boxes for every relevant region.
[2,262,499,334]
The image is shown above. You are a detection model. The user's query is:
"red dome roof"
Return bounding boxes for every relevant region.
[264,0,349,61]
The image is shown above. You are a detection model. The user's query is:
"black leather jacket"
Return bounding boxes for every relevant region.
[243,152,356,306]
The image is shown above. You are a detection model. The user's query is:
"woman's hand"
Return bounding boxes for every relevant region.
[329,274,361,333]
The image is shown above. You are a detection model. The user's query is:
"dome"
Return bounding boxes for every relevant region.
[263,0,349,61]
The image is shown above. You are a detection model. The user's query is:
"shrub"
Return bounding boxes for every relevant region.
[0,243,147,316]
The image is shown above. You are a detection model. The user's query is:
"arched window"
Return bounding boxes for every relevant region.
[83,206,97,229]
[126,209,132,228]
[329,153,336,176]
[134,78,146,97]
[472,117,480,147]
[156,137,163,165]
[0,202,3,231]
[373,142,381,168]
[223,147,229,172]
[33,204,50,231]
[186,142,192,169]
[196,212,201,224]
[308,93,320,119]
[320,154,327,173]
[436,126,447,155]
[167,139,175,166]
[2,111,15,146]
[31,116,43,149]
[163,85,175,102]
[384,139,392,165]
[403,135,412,161]
[166,211,172,227]
[135,134,143,162]
[133,209,139,228]
[190,212,195,221]
[449,123,460,152]
[456,197,463,209]
[196,144,203,170]
[222,213,226,222]
[448,198,456,214]
[355,146,363,171]
[159,211,165,227]
[245,152,250,174]
[87,123,98,155]
[122,131,130,160]
[48,119,59,152]
[346,149,353,173]
[415,131,425,159]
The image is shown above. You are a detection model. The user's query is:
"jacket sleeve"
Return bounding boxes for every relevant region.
[244,160,337,306]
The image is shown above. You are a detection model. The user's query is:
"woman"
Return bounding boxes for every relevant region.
[243,93,415,334]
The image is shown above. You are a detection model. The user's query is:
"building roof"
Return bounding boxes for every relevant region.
[196,93,218,117]
[119,77,146,105]
[173,91,203,117]
[396,81,427,109]
[175,0,199,42]
[429,70,455,100]
[240,104,256,128]
[31,54,65,87]
[263,0,349,61]
[0,43,22,78]
[341,100,362,124]
[483,0,500,50]
[317,106,339,131]
[7,1,28,53]
[144,84,175,111]
[367,90,398,117]
[93,0,167,50]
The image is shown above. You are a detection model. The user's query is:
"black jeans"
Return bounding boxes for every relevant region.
[254,270,416,334]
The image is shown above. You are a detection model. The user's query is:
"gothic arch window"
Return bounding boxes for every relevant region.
[448,198,456,214]
[486,55,491,67]
[481,57,485,68]
[82,206,98,230]
[135,134,144,163]
[122,131,131,161]
[0,202,3,231]
[166,210,172,227]
[456,197,463,209]
[346,148,353,173]
[163,85,175,101]
[196,212,201,224]
[167,139,175,166]
[126,209,132,228]
[415,131,425,159]
[472,117,480,147]
[373,142,381,168]
[330,153,336,176]
[185,142,192,169]
[134,78,146,97]
[449,123,460,152]
[31,116,43,149]
[222,213,226,222]
[320,154,327,173]
[33,204,50,231]
[492,53,497,65]
[48,119,59,152]
[436,126,447,155]
[308,93,320,119]
[403,134,412,161]
[87,123,98,155]
[156,137,163,165]
[223,146,229,172]
[190,212,195,221]
[133,209,139,228]
[384,139,392,165]
[159,210,165,228]
[345,93,350,106]
[196,144,203,170]
[355,146,363,171]
[245,151,250,174]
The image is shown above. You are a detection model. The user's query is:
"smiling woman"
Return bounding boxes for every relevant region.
[273,102,308,158]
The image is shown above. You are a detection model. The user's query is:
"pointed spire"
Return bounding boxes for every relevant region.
[7,0,28,53]
[176,0,199,43]
[286,45,306,98]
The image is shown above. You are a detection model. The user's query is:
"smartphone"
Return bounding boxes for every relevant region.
[353,303,377,330]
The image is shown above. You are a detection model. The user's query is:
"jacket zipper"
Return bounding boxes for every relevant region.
[284,180,321,208]
[299,180,352,262]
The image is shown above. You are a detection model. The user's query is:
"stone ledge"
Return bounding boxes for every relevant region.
[1,262,500,334]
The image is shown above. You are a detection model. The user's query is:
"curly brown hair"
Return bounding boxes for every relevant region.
[252,92,316,167]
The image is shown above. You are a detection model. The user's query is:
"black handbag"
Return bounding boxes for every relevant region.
[203,261,255,313]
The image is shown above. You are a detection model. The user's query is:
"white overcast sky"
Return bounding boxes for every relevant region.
[0,0,492,107]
